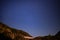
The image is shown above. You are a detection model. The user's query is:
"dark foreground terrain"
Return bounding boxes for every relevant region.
[33,31,60,40]
[0,22,60,40]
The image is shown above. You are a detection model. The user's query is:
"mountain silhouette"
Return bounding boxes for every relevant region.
[0,22,60,40]
[0,22,32,40]
[55,31,60,36]
[33,31,60,40]
[55,31,60,40]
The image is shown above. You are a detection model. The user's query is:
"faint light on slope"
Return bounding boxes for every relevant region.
[24,36,34,39]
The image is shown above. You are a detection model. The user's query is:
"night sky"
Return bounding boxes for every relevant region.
[0,0,60,37]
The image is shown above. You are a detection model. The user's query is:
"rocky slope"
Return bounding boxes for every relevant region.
[0,22,60,40]
[0,22,32,40]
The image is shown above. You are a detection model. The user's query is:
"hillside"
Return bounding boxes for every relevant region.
[0,22,32,40]
[0,22,60,40]
[33,31,60,40]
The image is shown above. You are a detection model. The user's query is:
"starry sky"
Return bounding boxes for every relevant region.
[0,0,60,37]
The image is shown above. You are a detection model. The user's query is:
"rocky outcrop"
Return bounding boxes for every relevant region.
[0,22,32,40]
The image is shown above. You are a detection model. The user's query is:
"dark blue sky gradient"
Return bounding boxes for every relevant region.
[1,0,60,37]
